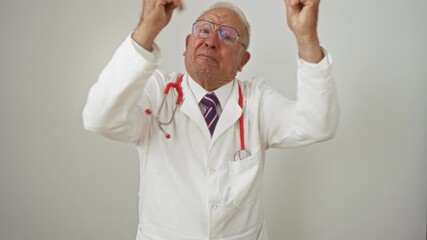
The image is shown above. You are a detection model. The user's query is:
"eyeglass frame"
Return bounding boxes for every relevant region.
[191,19,248,49]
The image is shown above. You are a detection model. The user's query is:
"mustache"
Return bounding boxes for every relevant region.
[197,54,218,62]
[196,50,219,62]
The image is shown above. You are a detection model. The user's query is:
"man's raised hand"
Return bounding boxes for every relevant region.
[132,0,184,51]
[284,0,323,62]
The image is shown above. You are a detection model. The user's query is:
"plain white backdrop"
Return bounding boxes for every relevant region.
[1,0,426,239]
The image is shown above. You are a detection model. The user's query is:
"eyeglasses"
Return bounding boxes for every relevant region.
[192,19,247,48]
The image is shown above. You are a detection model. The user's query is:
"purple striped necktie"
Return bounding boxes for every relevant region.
[201,93,220,136]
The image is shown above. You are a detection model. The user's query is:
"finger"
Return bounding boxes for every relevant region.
[174,0,184,10]
[299,0,320,8]
[286,0,302,7]
[163,0,183,10]
[285,0,302,14]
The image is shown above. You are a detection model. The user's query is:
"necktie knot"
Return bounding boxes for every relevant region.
[201,93,219,108]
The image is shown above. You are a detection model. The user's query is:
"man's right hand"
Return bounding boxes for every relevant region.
[132,0,184,51]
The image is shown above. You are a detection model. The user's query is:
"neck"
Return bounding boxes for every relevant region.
[190,73,234,92]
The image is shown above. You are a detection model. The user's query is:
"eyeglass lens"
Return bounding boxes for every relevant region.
[193,20,239,44]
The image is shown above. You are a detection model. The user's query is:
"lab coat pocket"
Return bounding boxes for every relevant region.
[229,150,262,208]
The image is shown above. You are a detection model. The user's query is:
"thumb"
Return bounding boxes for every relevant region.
[284,0,300,29]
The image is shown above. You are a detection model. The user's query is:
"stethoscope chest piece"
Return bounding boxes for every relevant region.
[234,150,251,161]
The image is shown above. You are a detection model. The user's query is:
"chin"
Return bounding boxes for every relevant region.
[194,65,215,78]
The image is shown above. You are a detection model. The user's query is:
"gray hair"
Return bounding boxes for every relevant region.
[196,2,251,49]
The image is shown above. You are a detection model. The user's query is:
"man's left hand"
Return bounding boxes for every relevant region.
[284,0,324,63]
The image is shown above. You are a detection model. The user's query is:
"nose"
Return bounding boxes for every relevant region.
[203,29,221,49]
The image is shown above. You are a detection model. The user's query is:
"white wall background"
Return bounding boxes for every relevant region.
[1,0,426,239]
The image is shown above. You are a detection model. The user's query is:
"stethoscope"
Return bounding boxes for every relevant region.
[144,75,251,161]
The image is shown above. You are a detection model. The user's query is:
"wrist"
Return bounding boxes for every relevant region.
[296,35,324,63]
[132,23,161,52]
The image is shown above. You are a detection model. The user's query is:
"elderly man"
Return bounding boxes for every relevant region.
[83,0,339,239]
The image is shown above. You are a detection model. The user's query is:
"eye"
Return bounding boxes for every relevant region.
[200,27,210,36]
[222,34,233,41]
[220,28,237,43]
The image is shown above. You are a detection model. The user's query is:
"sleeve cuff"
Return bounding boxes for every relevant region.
[297,47,333,78]
[297,47,332,70]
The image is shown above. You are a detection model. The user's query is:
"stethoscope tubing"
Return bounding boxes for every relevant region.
[145,74,246,151]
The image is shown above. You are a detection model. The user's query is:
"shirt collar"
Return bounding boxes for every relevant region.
[187,74,234,108]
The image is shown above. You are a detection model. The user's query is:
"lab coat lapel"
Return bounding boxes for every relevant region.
[179,74,211,139]
[211,81,242,144]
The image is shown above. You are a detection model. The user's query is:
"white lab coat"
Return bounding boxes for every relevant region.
[83,36,339,240]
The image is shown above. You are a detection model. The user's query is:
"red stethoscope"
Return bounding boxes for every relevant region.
[144,75,251,160]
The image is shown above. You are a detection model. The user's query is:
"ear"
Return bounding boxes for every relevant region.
[185,34,190,47]
[238,51,251,72]
[183,34,191,56]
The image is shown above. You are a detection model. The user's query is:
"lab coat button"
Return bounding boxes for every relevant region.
[208,167,216,175]
[210,203,218,211]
